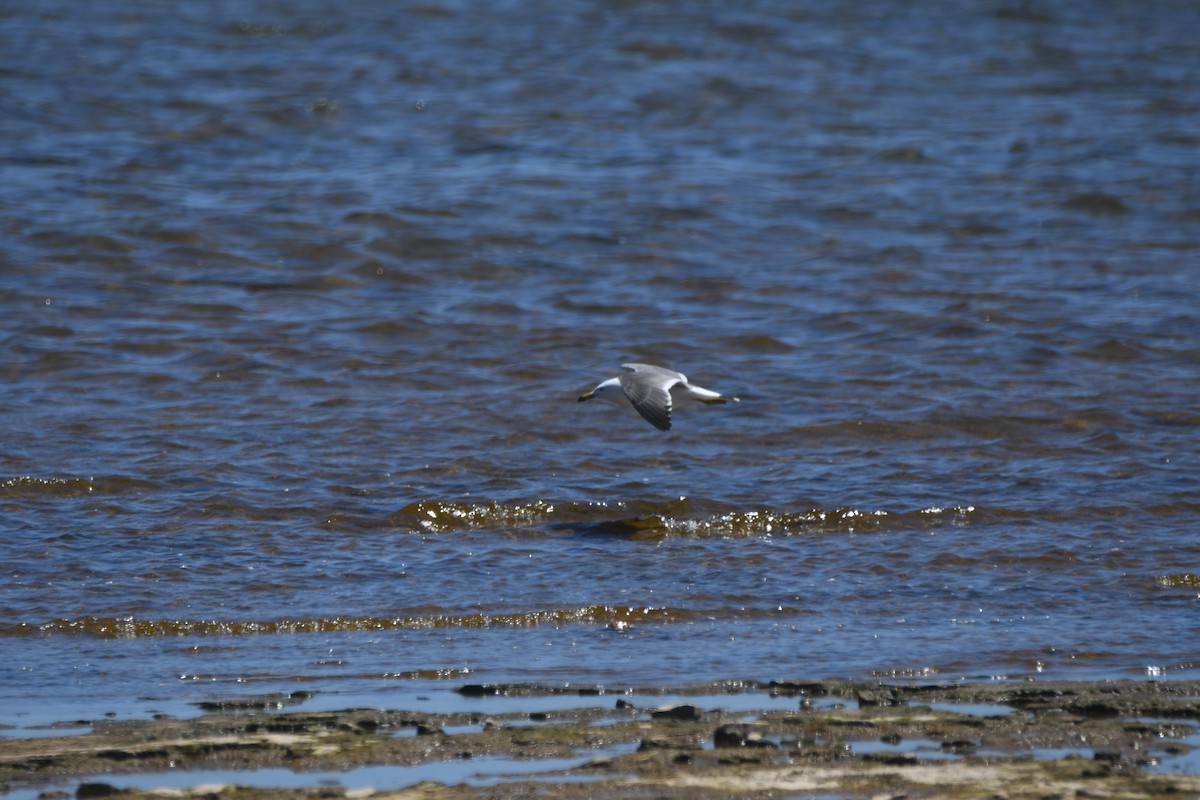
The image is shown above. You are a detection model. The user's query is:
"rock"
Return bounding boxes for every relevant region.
[768,681,828,697]
[95,749,135,761]
[651,704,701,721]
[863,752,918,765]
[76,784,119,799]
[638,737,674,751]
[714,722,777,749]
[1070,702,1121,719]
[856,688,901,708]
[941,739,977,753]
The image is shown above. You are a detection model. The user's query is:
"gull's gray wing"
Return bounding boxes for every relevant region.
[619,363,681,431]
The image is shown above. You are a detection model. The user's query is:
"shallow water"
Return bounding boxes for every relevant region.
[2,0,1199,729]
[0,746,637,800]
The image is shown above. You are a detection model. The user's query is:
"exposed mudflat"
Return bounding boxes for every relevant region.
[3,679,1199,799]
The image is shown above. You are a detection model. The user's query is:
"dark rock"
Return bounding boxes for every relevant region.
[76,784,119,799]
[638,737,673,751]
[1070,702,1121,719]
[651,704,701,721]
[456,684,501,697]
[414,723,442,736]
[95,750,134,761]
[768,681,828,697]
[615,698,634,710]
[717,753,764,765]
[863,751,919,765]
[856,688,901,707]
[714,722,777,749]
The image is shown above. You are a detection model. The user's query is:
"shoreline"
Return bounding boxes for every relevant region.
[3,678,1198,799]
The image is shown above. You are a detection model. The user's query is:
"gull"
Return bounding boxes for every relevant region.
[577,362,738,431]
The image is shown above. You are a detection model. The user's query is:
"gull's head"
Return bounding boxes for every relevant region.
[578,376,621,403]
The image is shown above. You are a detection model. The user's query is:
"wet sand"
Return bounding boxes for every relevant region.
[3,679,1198,799]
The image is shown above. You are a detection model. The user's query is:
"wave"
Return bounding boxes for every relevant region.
[0,475,161,498]
[387,498,979,538]
[383,497,1200,538]
[0,604,797,639]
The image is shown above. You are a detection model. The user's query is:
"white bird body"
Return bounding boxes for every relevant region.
[578,363,737,431]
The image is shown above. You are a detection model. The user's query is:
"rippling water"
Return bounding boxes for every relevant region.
[3,0,1199,728]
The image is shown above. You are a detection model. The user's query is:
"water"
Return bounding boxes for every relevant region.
[3,0,1199,732]
[0,747,637,800]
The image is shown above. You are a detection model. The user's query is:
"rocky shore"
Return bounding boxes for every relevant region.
[3,679,1198,799]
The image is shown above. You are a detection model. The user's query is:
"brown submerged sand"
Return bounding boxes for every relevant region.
[3,679,1199,800]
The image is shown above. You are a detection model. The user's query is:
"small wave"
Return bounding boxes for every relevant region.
[649,506,978,538]
[1155,574,1200,589]
[0,605,793,639]
[390,499,561,533]
[0,475,160,498]
[388,498,979,538]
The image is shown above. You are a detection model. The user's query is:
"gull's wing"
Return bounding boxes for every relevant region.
[619,363,682,431]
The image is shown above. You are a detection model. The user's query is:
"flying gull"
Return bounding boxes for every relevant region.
[578,362,738,431]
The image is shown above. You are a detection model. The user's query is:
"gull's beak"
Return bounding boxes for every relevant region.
[577,391,594,402]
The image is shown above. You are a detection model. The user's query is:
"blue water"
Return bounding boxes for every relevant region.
[2,0,1199,733]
